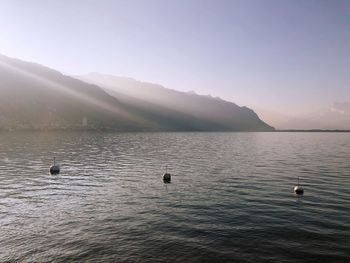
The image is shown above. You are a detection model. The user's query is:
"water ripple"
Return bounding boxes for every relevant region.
[0,132,349,262]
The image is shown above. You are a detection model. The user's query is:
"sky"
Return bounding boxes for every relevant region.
[0,0,349,128]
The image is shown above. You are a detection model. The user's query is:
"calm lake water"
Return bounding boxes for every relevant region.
[0,132,349,262]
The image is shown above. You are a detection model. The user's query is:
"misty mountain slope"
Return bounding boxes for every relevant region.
[0,54,273,131]
[101,87,233,131]
[281,102,350,130]
[78,73,274,131]
[0,54,158,131]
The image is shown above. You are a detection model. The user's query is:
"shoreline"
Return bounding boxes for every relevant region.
[0,129,349,133]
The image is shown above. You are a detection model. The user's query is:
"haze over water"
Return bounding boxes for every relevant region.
[0,132,349,262]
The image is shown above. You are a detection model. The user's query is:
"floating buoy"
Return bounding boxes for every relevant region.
[294,177,304,195]
[50,157,60,175]
[163,166,171,183]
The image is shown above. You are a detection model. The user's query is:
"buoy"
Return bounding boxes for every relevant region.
[294,177,304,195]
[50,157,60,175]
[163,166,171,183]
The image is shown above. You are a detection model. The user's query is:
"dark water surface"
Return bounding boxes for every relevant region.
[0,132,349,262]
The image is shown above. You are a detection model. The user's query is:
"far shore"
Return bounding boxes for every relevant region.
[275,129,350,133]
[0,128,350,133]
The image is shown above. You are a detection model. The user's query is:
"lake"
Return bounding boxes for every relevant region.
[0,132,349,262]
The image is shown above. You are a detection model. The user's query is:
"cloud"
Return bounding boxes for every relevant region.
[331,102,350,115]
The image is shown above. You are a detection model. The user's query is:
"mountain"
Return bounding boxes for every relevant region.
[278,102,350,130]
[77,73,274,131]
[0,54,274,131]
[0,54,154,131]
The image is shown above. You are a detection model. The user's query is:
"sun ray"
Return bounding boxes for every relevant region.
[0,58,158,128]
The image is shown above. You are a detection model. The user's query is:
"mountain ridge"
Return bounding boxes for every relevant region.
[0,54,274,131]
[77,73,274,131]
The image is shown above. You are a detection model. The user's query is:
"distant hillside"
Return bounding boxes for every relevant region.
[0,54,154,131]
[280,102,350,130]
[0,54,273,131]
[77,73,274,131]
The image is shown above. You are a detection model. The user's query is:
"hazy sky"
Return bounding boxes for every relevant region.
[0,0,349,125]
